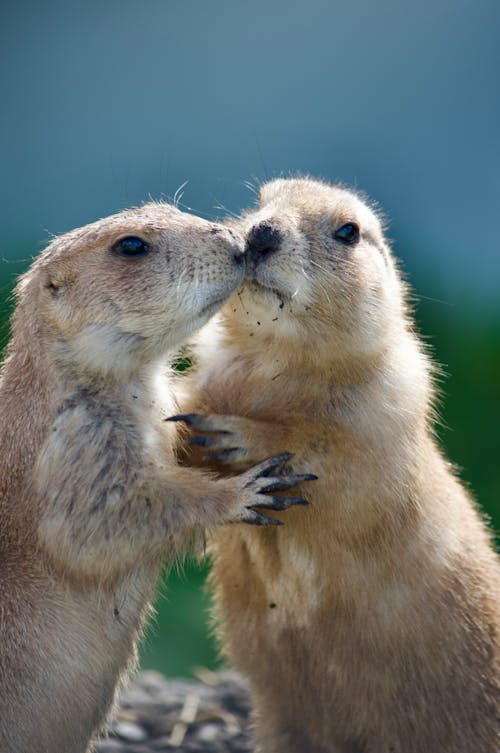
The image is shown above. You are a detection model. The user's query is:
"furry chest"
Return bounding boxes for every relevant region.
[240,531,323,630]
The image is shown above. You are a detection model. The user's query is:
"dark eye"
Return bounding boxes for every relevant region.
[334,223,360,245]
[112,236,151,257]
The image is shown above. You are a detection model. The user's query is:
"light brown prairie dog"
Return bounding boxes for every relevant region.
[0,203,309,753]
[178,178,500,753]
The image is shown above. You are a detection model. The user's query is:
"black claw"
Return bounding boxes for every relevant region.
[165,413,200,424]
[183,436,211,447]
[252,496,310,511]
[260,474,317,492]
[269,451,294,464]
[284,497,310,506]
[209,448,244,461]
[260,479,296,492]
[166,414,233,435]
[243,509,284,526]
[253,452,294,478]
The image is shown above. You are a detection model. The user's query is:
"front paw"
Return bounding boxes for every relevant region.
[236,453,317,527]
[167,413,251,465]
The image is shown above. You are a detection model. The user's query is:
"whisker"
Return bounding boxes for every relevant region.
[301,266,313,281]
[173,180,189,208]
[175,265,188,295]
[212,200,240,220]
[308,261,333,304]
[173,200,213,219]
[243,179,259,197]
[313,252,360,274]
[310,259,330,275]
[411,292,454,307]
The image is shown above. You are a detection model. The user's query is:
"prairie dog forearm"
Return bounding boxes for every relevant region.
[179,411,328,470]
[37,432,281,577]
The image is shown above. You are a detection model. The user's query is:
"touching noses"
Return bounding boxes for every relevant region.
[246,221,282,263]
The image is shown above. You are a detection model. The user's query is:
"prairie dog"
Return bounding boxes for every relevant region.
[178,179,500,753]
[0,203,309,753]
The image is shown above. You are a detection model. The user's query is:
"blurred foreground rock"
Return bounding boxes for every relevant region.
[94,669,253,753]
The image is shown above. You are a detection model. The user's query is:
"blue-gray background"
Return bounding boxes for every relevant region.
[1,0,499,677]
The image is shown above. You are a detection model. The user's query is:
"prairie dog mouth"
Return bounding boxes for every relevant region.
[244,278,289,309]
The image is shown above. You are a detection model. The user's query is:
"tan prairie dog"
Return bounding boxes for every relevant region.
[176,178,500,753]
[0,203,311,753]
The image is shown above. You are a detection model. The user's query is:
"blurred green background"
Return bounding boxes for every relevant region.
[1,0,499,678]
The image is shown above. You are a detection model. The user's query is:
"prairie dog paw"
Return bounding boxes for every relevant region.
[168,413,252,465]
[234,453,317,527]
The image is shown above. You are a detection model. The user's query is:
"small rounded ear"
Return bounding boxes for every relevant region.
[40,266,73,297]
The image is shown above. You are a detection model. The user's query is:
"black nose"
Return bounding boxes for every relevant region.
[246,222,282,260]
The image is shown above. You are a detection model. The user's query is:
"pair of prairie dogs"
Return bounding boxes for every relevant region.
[0,178,498,753]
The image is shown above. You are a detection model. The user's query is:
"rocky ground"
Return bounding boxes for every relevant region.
[94,669,253,753]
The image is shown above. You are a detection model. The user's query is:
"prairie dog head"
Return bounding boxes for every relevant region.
[15,203,244,376]
[222,178,406,365]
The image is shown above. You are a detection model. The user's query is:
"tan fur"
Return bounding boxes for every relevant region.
[0,203,298,753]
[180,179,500,752]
